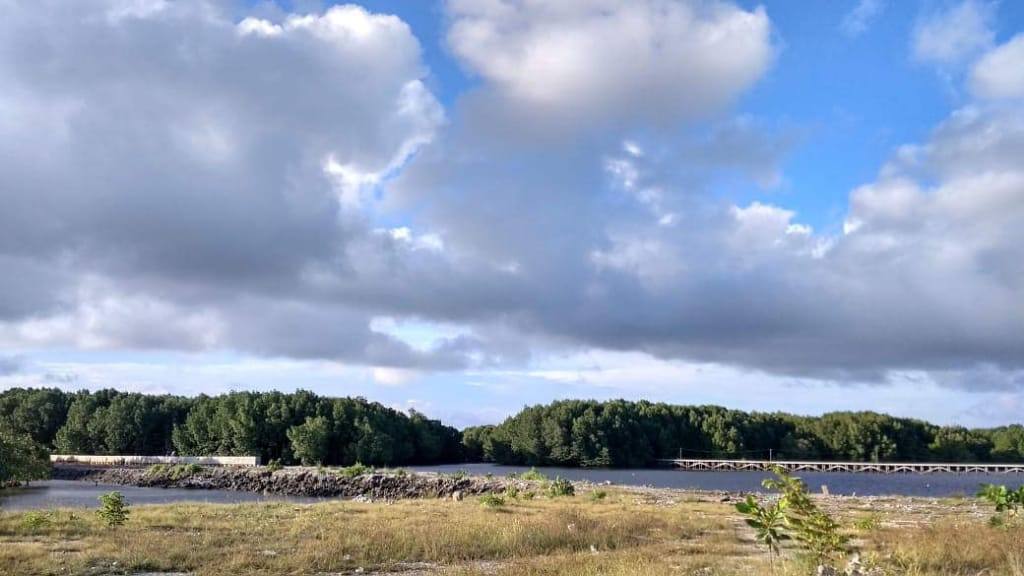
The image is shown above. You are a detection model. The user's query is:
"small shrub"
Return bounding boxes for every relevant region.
[266,459,283,473]
[978,484,1024,514]
[96,491,130,527]
[762,467,847,562]
[147,463,203,480]
[519,467,547,482]
[589,489,608,502]
[546,477,575,498]
[449,470,469,480]
[145,463,168,477]
[336,463,373,479]
[504,485,521,500]
[478,493,506,508]
[21,511,53,532]
[978,484,1024,525]
[854,513,882,532]
[735,494,789,563]
[171,463,203,480]
[521,491,536,500]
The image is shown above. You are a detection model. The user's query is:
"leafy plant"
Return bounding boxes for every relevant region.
[266,459,283,472]
[735,494,789,566]
[978,484,1024,524]
[546,477,575,498]
[336,462,373,478]
[589,489,608,502]
[171,463,202,480]
[738,467,847,565]
[854,513,882,532]
[504,485,521,500]
[145,463,203,480]
[519,467,547,482]
[763,467,847,562]
[478,493,506,508]
[96,491,129,527]
[145,463,168,477]
[21,511,53,532]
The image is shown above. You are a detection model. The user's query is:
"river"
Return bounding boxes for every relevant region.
[1,464,1018,511]
[0,480,320,512]
[409,463,1018,497]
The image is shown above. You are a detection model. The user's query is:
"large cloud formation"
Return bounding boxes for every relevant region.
[446,0,772,130]
[0,0,454,367]
[1,0,1022,392]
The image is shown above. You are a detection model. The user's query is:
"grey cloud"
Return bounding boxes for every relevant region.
[930,366,1024,392]
[43,371,79,385]
[1,0,1023,394]
[0,0,460,367]
[0,355,24,376]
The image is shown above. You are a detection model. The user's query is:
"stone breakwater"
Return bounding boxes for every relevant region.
[53,465,531,500]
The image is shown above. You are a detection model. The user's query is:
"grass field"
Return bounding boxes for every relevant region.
[1,487,1021,575]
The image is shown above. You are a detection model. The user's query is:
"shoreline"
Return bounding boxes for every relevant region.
[46,464,991,518]
[50,464,534,501]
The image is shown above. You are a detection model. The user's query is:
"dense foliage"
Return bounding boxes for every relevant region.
[4,390,1024,468]
[0,429,51,486]
[0,388,461,466]
[462,400,1024,467]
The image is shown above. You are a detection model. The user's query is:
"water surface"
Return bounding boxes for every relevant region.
[410,463,1019,497]
[3,464,1018,511]
[0,480,318,512]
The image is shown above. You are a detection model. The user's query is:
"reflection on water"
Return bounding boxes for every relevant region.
[0,480,320,512]
[410,463,1018,497]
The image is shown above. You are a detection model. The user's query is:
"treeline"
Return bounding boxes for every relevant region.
[462,400,1024,467]
[0,388,461,466]
[5,390,1024,469]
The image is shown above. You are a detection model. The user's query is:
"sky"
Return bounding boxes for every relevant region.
[1,0,1024,428]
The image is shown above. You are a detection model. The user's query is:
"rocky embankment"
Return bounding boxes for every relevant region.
[53,464,531,500]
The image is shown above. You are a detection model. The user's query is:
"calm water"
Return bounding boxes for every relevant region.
[3,465,1020,511]
[410,463,1020,497]
[0,480,320,512]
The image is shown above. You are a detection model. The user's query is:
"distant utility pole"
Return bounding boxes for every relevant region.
[769,448,773,462]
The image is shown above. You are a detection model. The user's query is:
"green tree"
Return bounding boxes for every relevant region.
[0,430,51,487]
[287,416,331,466]
[0,388,72,448]
[930,426,992,462]
[96,491,130,526]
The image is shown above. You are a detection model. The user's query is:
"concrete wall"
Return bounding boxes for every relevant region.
[50,454,260,467]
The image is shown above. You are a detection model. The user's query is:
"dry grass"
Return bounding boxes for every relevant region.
[1,487,1021,576]
[0,490,752,576]
[863,521,1024,576]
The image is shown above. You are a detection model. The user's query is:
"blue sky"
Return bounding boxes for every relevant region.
[2,0,1024,428]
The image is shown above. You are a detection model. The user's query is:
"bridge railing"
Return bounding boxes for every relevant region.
[660,458,1024,474]
[50,455,260,467]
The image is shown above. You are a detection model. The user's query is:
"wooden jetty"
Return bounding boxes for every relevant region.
[660,458,1024,474]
